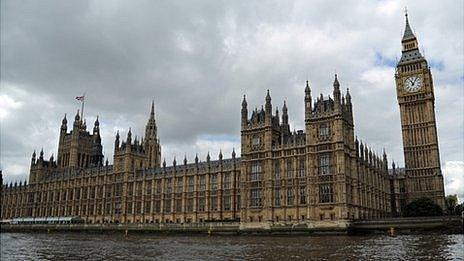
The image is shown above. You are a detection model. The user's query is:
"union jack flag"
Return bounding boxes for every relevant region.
[75,95,85,101]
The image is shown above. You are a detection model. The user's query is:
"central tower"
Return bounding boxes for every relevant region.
[394,13,445,208]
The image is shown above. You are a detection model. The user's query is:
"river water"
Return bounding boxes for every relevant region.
[1,233,462,260]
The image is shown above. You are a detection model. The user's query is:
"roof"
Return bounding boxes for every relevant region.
[402,14,416,42]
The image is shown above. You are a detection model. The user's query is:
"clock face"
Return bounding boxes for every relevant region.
[404,75,423,93]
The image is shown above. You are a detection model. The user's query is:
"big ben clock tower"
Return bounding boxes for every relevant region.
[395,12,445,209]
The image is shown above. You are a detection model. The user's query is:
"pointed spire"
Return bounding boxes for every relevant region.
[39,148,44,159]
[266,89,271,102]
[184,155,187,165]
[74,109,80,126]
[195,153,199,164]
[163,158,166,168]
[333,74,341,108]
[242,94,247,107]
[282,100,288,125]
[127,128,132,143]
[305,80,310,93]
[333,74,340,89]
[94,116,99,127]
[31,150,36,165]
[219,149,223,160]
[105,158,109,166]
[50,154,54,162]
[62,113,67,125]
[232,147,236,159]
[150,100,155,118]
[173,156,177,167]
[206,152,211,163]
[402,8,415,41]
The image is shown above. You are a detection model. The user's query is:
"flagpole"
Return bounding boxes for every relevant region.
[81,93,85,121]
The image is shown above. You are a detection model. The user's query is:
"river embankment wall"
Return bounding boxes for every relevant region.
[1,216,462,235]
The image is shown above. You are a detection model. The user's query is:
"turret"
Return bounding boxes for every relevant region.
[61,114,67,132]
[144,101,161,168]
[93,116,100,135]
[195,153,199,165]
[219,150,223,161]
[31,150,36,166]
[126,128,132,144]
[241,95,248,127]
[73,109,80,128]
[333,74,341,110]
[206,152,211,163]
[183,155,187,166]
[232,148,236,159]
[305,80,312,118]
[282,101,288,126]
[265,90,272,124]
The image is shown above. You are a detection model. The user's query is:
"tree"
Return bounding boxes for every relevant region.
[445,195,459,215]
[403,197,443,217]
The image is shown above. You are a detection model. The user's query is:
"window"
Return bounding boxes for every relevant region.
[176,178,183,193]
[164,199,171,213]
[154,201,161,212]
[274,189,281,206]
[319,184,333,203]
[176,199,182,212]
[188,176,194,192]
[211,174,218,190]
[299,157,305,177]
[223,196,231,211]
[223,173,231,189]
[211,196,217,211]
[144,201,151,213]
[251,162,262,181]
[198,198,205,211]
[199,176,206,191]
[165,179,172,194]
[319,154,331,175]
[299,187,307,204]
[250,189,262,207]
[274,161,280,180]
[319,124,329,140]
[186,198,193,212]
[145,181,152,195]
[252,137,261,149]
[286,159,293,178]
[287,189,294,206]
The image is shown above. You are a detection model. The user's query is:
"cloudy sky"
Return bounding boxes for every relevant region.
[1,0,463,199]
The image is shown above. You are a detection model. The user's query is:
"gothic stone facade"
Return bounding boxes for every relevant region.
[1,15,445,224]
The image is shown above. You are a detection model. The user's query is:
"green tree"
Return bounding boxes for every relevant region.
[445,195,459,215]
[404,197,443,217]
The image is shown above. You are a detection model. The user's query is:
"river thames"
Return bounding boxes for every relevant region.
[1,233,462,260]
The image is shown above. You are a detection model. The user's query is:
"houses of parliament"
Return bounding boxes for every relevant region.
[1,14,445,226]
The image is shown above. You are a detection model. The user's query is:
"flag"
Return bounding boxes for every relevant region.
[75,95,85,101]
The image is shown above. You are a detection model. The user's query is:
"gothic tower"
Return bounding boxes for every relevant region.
[144,101,161,168]
[394,13,445,208]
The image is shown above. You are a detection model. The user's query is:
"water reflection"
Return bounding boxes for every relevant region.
[1,233,462,260]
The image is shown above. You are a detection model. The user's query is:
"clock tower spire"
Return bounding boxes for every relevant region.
[395,12,445,211]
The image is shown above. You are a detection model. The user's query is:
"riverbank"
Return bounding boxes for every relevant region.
[1,216,462,235]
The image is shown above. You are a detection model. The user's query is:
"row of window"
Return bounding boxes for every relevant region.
[250,155,332,181]
[250,184,333,207]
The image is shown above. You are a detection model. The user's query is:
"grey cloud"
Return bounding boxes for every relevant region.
[1,0,463,186]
